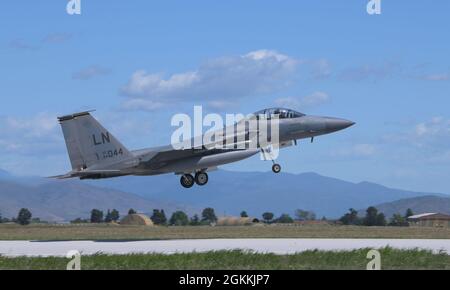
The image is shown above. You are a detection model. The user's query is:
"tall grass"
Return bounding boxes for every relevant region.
[0,248,448,270]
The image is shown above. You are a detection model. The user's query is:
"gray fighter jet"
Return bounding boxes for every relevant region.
[53,108,354,188]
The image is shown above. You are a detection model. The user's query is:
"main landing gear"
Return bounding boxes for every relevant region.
[180,174,195,188]
[180,172,209,188]
[195,172,208,186]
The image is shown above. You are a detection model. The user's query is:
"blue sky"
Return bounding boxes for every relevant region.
[0,1,449,193]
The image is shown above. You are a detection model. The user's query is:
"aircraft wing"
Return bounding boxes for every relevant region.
[48,170,122,179]
[146,147,244,163]
[141,139,254,169]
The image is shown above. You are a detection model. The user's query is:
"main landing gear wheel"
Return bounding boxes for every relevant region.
[180,174,195,188]
[272,164,281,174]
[195,172,209,186]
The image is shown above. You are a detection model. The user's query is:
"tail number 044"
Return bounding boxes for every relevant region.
[96,148,124,161]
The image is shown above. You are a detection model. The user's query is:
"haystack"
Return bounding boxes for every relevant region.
[217,217,254,226]
[120,214,154,226]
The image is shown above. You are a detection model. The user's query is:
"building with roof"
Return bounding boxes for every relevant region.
[407,213,450,228]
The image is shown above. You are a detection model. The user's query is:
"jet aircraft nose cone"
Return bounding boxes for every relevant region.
[326,118,355,132]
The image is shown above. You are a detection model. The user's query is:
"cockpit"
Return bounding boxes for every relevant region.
[253,108,305,119]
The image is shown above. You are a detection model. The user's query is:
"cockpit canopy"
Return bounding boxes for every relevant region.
[253,108,305,119]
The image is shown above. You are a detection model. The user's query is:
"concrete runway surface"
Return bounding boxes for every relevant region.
[0,239,449,257]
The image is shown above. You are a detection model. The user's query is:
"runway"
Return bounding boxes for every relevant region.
[1,239,449,257]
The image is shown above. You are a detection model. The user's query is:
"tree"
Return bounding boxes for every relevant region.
[71,218,89,224]
[90,209,104,223]
[104,209,113,223]
[363,207,386,226]
[160,210,167,224]
[339,208,361,225]
[190,214,200,226]
[104,209,119,223]
[240,211,248,218]
[128,208,137,215]
[151,209,167,225]
[294,209,316,221]
[276,214,294,224]
[169,211,189,226]
[389,213,409,227]
[110,209,120,222]
[376,213,387,226]
[363,207,378,226]
[201,207,217,223]
[262,212,274,223]
[405,208,414,218]
[17,208,32,225]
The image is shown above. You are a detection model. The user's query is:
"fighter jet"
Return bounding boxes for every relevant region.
[52,108,354,188]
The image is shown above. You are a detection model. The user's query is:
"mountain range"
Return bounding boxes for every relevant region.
[368,195,450,218]
[0,168,448,221]
[0,175,192,222]
[86,170,448,218]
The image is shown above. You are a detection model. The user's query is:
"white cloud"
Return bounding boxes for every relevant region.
[43,33,73,44]
[383,117,450,145]
[0,113,61,155]
[9,39,38,51]
[120,98,165,111]
[1,113,57,137]
[275,91,329,110]
[338,62,400,82]
[331,143,377,158]
[415,123,428,137]
[310,59,332,79]
[381,117,450,165]
[421,73,450,81]
[121,50,299,111]
[414,117,449,138]
[207,100,238,110]
[72,65,112,80]
[352,144,377,156]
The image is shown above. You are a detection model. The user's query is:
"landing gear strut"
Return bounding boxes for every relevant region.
[272,163,281,174]
[261,147,282,174]
[195,172,209,186]
[180,174,195,188]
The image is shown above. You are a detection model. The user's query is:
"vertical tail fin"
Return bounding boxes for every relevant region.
[58,111,132,170]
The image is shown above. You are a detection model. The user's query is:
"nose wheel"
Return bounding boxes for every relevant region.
[272,163,281,174]
[180,174,195,188]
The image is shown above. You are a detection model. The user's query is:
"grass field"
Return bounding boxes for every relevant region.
[0,248,449,270]
[1,223,450,241]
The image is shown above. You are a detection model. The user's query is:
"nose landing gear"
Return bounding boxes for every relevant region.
[261,147,282,174]
[272,163,281,174]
